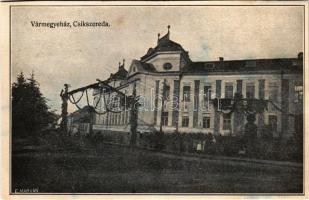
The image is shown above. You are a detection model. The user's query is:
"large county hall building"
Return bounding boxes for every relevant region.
[92,28,303,138]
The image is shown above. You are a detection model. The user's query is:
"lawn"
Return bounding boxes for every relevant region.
[11,136,303,193]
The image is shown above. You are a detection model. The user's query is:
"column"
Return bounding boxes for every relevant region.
[168,80,174,127]
[214,80,222,135]
[257,79,265,137]
[234,80,243,135]
[172,80,180,128]
[281,79,289,137]
[153,80,160,125]
[193,80,200,128]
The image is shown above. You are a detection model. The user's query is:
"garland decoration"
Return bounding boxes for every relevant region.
[69,93,83,110]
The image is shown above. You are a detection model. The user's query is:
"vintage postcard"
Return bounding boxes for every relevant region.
[0,1,308,199]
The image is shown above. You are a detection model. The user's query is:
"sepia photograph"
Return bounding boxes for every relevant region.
[5,2,306,195]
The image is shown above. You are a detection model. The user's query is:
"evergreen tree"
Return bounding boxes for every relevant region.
[12,72,57,138]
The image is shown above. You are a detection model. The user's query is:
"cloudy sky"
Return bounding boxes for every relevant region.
[11,5,304,113]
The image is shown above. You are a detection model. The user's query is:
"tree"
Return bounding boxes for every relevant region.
[12,72,57,138]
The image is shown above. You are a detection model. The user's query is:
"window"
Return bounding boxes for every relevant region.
[203,117,210,128]
[223,114,231,130]
[269,115,277,132]
[205,63,214,69]
[258,79,265,100]
[163,63,173,70]
[225,83,234,99]
[183,86,191,102]
[216,80,222,98]
[269,83,279,102]
[182,116,189,127]
[246,61,256,68]
[246,83,255,99]
[163,85,170,101]
[204,86,211,110]
[294,84,303,103]
[162,112,168,126]
[269,83,279,107]
[236,80,243,94]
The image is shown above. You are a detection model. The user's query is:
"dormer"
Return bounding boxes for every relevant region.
[140,26,191,72]
[128,59,157,77]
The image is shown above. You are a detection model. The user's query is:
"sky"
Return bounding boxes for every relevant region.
[11,6,304,113]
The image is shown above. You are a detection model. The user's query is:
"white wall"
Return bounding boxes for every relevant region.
[146,53,181,72]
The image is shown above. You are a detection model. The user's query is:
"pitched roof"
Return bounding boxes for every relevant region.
[69,106,94,123]
[131,59,157,73]
[141,32,187,61]
[108,63,128,81]
[182,58,303,74]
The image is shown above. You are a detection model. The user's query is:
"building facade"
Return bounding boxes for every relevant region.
[68,106,95,136]
[92,28,303,138]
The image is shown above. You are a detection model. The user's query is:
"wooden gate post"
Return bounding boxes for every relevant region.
[130,82,138,147]
[60,84,69,134]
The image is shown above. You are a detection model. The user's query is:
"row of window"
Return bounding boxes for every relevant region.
[183,81,262,100]
[161,112,211,128]
[161,80,302,103]
[160,112,278,131]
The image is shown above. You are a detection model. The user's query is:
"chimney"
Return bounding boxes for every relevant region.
[157,33,160,44]
[167,25,170,39]
[219,57,224,61]
[298,52,303,60]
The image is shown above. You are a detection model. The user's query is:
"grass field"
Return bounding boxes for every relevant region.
[12,138,303,194]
